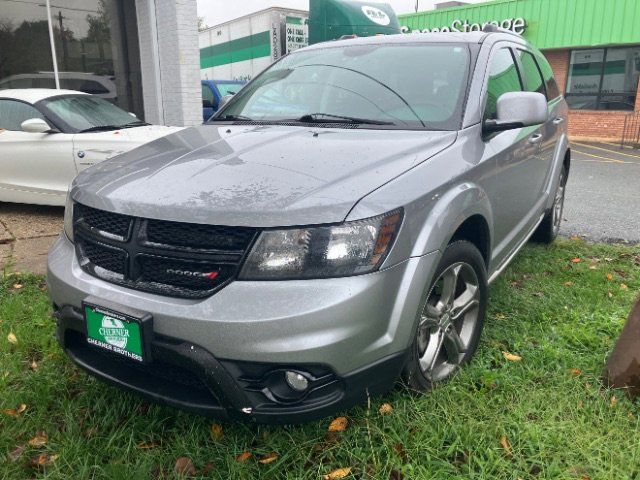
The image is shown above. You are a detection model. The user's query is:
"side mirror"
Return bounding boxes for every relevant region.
[218,94,234,110]
[484,92,548,133]
[21,118,53,134]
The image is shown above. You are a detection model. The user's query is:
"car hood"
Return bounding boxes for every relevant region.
[72,125,456,227]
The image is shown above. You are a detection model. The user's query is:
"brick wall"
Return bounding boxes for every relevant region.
[542,48,640,142]
[135,0,201,127]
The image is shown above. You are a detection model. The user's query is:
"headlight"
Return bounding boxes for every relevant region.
[239,210,403,280]
[63,192,74,243]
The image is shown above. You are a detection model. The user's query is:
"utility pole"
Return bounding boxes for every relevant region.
[415,0,419,12]
[58,10,69,71]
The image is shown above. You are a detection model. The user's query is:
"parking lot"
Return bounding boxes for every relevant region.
[1,142,639,275]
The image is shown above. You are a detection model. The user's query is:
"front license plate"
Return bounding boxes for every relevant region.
[84,303,148,363]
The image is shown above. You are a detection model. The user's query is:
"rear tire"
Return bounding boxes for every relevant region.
[401,240,487,392]
[533,164,568,244]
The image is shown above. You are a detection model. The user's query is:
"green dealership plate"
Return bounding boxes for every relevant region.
[84,303,147,363]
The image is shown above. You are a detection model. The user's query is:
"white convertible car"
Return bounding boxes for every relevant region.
[0,89,183,206]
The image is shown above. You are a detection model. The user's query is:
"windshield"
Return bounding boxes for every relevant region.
[40,96,141,132]
[215,43,470,130]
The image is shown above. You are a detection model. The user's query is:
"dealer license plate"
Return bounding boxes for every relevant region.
[84,303,147,363]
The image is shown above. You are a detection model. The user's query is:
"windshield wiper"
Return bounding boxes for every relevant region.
[210,114,254,122]
[78,125,123,133]
[79,121,150,133]
[298,113,395,126]
[120,121,150,128]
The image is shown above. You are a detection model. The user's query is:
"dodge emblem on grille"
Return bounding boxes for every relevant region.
[166,269,219,280]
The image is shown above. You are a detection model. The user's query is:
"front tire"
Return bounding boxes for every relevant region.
[533,164,568,244]
[401,240,488,392]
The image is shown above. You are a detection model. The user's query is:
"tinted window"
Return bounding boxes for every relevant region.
[535,52,561,100]
[219,44,471,130]
[484,48,522,121]
[202,84,216,108]
[518,50,546,96]
[0,100,44,131]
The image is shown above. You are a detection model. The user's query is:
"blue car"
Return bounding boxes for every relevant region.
[201,80,246,122]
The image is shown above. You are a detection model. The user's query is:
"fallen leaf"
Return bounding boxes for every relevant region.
[564,281,574,286]
[136,441,161,449]
[571,258,582,264]
[2,403,26,416]
[324,467,352,479]
[235,452,252,462]
[174,457,197,476]
[201,463,215,475]
[606,273,614,281]
[210,423,223,440]
[570,235,581,241]
[29,453,59,469]
[328,416,348,432]
[389,470,404,480]
[620,284,628,290]
[29,360,38,371]
[589,265,597,270]
[502,351,522,362]
[608,291,614,298]
[500,436,513,457]
[258,452,278,465]
[8,444,25,462]
[7,332,17,344]
[569,368,582,377]
[532,292,544,298]
[12,283,23,290]
[495,313,506,320]
[610,396,618,407]
[28,433,48,447]
[379,403,393,416]
[393,443,408,462]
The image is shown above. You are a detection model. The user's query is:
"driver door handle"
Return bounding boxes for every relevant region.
[529,133,543,144]
[553,117,565,125]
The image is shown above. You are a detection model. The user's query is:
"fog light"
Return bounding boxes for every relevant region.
[285,371,309,392]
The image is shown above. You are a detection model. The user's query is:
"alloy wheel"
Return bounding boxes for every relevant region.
[417,262,481,382]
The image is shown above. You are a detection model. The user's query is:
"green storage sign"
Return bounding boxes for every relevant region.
[399,0,640,50]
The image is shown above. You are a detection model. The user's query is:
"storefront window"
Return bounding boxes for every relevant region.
[0,2,55,88]
[566,47,640,111]
[0,0,143,119]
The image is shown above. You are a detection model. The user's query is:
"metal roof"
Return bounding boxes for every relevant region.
[399,0,640,50]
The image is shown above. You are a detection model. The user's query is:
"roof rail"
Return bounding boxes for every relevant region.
[482,23,522,38]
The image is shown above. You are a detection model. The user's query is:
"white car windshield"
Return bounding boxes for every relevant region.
[214,43,471,130]
[41,95,144,132]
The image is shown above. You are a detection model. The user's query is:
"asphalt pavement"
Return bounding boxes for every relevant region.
[562,141,640,244]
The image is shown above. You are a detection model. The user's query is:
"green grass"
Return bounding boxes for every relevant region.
[1,240,639,479]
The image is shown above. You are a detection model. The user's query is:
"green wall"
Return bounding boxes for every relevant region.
[399,0,640,50]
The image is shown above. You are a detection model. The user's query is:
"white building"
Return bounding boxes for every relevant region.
[0,0,201,127]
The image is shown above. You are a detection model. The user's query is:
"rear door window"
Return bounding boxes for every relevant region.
[534,52,561,100]
[517,50,546,96]
[484,47,523,121]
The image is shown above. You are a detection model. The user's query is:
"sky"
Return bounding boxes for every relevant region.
[197,0,486,28]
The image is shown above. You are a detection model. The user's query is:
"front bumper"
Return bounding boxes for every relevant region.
[48,234,438,423]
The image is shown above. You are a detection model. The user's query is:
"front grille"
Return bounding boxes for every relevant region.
[73,204,257,298]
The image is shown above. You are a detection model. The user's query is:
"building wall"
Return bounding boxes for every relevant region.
[542,48,640,141]
[135,0,201,127]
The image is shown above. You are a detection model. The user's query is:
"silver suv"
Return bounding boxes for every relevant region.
[48,30,569,423]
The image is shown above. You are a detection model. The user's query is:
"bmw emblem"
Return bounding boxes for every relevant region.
[77,151,85,158]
